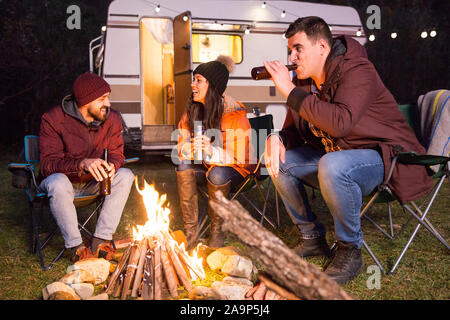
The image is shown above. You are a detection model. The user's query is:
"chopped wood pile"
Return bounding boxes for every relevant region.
[104,232,204,300]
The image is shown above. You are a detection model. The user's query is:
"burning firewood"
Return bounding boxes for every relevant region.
[102,178,206,300]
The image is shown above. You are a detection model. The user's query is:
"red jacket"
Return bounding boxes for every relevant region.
[281,36,433,203]
[39,95,125,183]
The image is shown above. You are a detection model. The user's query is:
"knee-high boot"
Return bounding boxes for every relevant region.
[207,179,231,248]
[176,169,198,250]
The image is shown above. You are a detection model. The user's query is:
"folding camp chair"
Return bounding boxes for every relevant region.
[336,104,450,274]
[195,114,281,240]
[8,135,139,270]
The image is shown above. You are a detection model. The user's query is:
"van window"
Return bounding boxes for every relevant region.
[192,34,242,63]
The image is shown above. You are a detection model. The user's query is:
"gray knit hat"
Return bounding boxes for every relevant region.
[193,55,235,96]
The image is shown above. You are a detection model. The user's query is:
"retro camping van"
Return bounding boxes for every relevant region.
[90,0,366,152]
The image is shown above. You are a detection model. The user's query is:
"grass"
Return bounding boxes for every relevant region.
[0,151,449,300]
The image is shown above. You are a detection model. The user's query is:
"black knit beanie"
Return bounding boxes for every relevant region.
[193,60,229,96]
[73,72,111,107]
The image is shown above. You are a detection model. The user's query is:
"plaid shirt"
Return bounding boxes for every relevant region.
[308,82,342,153]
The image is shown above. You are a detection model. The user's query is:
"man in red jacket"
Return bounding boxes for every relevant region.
[39,72,135,263]
[263,17,432,284]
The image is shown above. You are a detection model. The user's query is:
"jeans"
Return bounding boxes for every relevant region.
[39,168,135,248]
[177,163,245,191]
[272,145,384,248]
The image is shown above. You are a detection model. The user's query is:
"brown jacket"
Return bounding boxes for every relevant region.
[280,36,433,203]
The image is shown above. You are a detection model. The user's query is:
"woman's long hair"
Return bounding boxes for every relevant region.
[186,82,223,133]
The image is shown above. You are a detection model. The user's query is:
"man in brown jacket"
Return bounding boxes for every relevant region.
[38,73,135,263]
[263,17,433,284]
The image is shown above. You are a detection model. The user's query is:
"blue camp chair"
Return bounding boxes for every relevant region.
[8,135,139,270]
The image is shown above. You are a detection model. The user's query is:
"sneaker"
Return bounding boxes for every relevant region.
[71,244,94,264]
[324,241,364,285]
[95,242,121,261]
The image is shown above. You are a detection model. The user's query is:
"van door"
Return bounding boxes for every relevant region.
[173,11,192,125]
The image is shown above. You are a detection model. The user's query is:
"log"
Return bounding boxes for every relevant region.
[161,241,179,298]
[121,241,141,300]
[112,274,124,298]
[153,241,162,300]
[258,273,300,300]
[142,250,152,300]
[131,238,148,297]
[105,244,132,294]
[165,241,193,293]
[209,192,353,300]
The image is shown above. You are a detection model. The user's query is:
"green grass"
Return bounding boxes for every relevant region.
[0,152,448,300]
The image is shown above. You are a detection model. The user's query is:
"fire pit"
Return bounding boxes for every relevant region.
[104,178,205,300]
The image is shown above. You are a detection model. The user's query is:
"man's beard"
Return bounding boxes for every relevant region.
[89,107,108,122]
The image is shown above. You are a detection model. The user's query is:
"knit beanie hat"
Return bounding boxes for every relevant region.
[193,55,235,96]
[72,72,111,107]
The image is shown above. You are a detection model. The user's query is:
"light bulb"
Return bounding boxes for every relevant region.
[430,30,437,37]
[261,2,266,9]
[155,5,160,13]
[421,31,427,38]
[369,34,375,41]
[391,32,397,39]
[356,30,362,36]
[281,10,286,18]
[183,15,188,22]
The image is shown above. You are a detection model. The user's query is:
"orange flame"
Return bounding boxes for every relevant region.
[134,177,205,280]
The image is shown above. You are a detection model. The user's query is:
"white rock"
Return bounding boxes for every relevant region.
[206,247,239,270]
[69,283,94,300]
[71,258,111,284]
[87,293,109,300]
[222,276,254,287]
[42,282,80,300]
[221,255,253,279]
[211,279,253,300]
[60,269,96,285]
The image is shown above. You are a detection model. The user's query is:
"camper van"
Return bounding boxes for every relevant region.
[90,0,366,152]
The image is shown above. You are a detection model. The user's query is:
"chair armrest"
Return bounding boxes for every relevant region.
[396,152,449,166]
[124,157,140,165]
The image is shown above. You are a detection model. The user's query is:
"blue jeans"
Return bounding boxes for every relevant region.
[39,168,135,248]
[272,145,384,248]
[177,163,244,191]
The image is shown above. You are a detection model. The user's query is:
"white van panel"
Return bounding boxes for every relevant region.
[103,28,140,76]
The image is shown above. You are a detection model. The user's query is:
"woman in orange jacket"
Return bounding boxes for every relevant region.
[176,55,255,249]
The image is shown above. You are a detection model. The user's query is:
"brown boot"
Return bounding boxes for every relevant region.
[176,169,199,250]
[207,180,231,248]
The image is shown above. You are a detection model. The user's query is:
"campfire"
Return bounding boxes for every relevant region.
[104,178,205,300]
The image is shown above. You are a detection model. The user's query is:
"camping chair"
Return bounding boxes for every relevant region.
[195,114,281,240]
[7,135,139,271]
[333,104,450,274]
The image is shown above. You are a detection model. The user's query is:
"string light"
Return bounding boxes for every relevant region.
[369,34,375,41]
[329,25,333,31]
[421,31,428,38]
[282,33,286,39]
[281,10,286,18]
[154,4,160,13]
[356,29,362,36]
[245,27,250,35]
[261,1,266,9]
[390,32,397,39]
[430,30,437,37]
[183,14,188,22]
